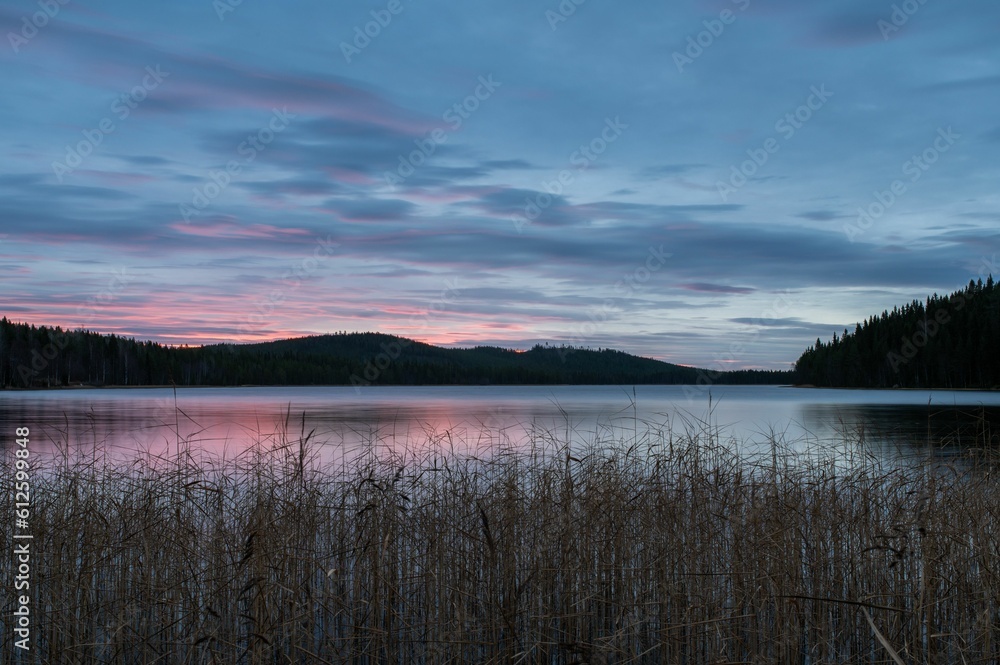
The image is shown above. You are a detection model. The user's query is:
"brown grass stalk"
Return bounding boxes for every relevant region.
[2,417,999,663]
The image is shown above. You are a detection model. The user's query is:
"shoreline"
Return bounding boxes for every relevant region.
[2,383,997,392]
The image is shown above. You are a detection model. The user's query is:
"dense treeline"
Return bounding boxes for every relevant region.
[0,318,792,388]
[795,276,1000,388]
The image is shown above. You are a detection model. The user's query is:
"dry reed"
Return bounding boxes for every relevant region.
[2,412,999,664]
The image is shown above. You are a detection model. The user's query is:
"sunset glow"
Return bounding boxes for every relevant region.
[2,1,998,369]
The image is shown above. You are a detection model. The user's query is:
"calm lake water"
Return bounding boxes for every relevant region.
[2,385,999,463]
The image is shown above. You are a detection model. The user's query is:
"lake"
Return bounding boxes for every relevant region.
[3,384,1000,463]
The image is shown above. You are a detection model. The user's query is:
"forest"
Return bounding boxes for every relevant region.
[794,276,1000,389]
[0,319,791,388]
[7,273,997,391]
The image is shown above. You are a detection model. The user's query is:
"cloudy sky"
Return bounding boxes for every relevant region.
[1,0,998,370]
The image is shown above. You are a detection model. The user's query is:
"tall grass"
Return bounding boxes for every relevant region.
[2,413,1000,664]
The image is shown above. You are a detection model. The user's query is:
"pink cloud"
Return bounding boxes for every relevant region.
[169,222,311,239]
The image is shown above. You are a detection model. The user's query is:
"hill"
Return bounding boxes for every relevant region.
[794,276,1000,389]
[0,319,791,388]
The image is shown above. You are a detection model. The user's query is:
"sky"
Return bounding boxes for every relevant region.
[1,0,998,371]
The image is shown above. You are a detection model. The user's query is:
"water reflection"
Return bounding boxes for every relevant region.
[1,385,999,463]
[800,402,1000,460]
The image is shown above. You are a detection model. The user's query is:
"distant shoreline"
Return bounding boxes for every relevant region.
[3,383,997,392]
[791,384,999,392]
[4,383,790,391]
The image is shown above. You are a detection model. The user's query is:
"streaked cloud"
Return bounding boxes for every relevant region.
[1,0,998,369]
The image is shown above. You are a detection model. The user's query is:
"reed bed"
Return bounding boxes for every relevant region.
[2,415,1000,664]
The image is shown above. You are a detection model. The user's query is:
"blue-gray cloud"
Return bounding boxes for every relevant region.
[1,0,998,369]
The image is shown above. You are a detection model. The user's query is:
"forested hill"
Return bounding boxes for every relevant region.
[0,318,791,388]
[794,277,1000,389]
